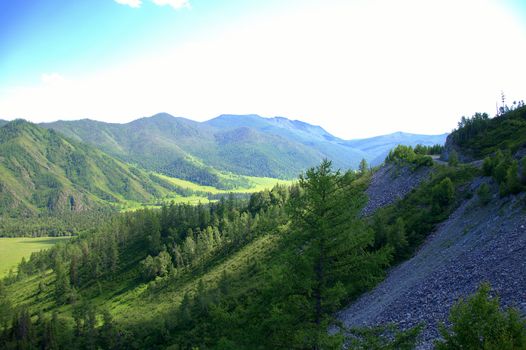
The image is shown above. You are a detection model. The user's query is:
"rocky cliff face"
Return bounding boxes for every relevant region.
[339,176,526,349]
[440,134,474,163]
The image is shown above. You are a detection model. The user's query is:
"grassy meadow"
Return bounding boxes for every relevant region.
[117,174,294,212]
[0,237,71,278]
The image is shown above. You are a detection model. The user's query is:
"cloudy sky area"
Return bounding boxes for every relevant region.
[1,0,525,138]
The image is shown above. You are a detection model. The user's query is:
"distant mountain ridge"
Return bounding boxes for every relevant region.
[41,113,447,182]
[345,131,449,164]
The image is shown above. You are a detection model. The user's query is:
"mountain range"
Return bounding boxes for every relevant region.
[0,114,447,215]
[3,106,525,349]
[41,113,447,182]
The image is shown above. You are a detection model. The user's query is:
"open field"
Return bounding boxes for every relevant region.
[157,173,293,194]
[0,237,71,278]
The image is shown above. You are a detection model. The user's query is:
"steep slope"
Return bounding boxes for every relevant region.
[0,120,175,215]
[346,131,448,165]
[338,178,526,349]
[339,107,526,348]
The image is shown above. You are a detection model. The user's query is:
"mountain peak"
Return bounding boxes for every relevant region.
[150,112,177,120]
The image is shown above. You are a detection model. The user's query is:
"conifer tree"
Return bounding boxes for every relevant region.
[54,258,71,305]
[278,160,390,349]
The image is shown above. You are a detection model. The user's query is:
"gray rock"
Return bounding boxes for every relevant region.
[362,163,432,217]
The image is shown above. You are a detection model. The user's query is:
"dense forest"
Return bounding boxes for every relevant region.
[4,152,523,349]
[1,107,526,349]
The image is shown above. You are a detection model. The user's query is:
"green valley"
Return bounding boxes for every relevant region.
[0,120,292,218]
[1,105,525,349]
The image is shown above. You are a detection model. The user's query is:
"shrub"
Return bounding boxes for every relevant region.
[432,177,454,209]
[482,157,494,176]
[386,145,433,169]
[521,156,526,185]
[476,183,491,206]
[448,151,459,167]
[435,283,526,350]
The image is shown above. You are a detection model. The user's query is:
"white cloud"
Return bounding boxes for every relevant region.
[114,0,190,10]
[1,0,525,138]
[114,0,142,8]
[40,73,66,85]
[151,0,190,10]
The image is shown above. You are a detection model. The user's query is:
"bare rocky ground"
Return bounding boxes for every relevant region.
[339,174,526,349]
[362,163,433,217]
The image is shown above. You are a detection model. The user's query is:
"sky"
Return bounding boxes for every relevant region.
[1,0,525,139]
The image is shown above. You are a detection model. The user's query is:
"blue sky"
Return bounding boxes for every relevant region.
[0,0,266,85]
[1,0,526,138]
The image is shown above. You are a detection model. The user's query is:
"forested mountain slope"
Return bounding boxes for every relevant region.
[42,113,446,182]
[1,164,399,349]
[0,120,176,216]
[442,104,526,162]
[42,114,330,181]
[205,114,367,170]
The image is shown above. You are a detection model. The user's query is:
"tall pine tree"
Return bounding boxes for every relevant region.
[274,160,390,349]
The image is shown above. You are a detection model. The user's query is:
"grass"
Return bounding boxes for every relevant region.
[119,195,213,212]
[5,232,282,331]
[157,173,293,195]
[112,174,293,212]
[0,237,71,278]
[106,233,281,326]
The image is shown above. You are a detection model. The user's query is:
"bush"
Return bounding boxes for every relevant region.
[435,283,526,350]
[432,177,454,209]
[448,151,459,167]
[386,145,433,169]
[506,161,522,195]
[477,183,491,206]
[346,323,422,350]
[481,151,524,196]
[521,156,526,185]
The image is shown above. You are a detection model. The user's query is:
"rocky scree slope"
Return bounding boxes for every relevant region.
[339,176,526,349]
[361,163,433,216]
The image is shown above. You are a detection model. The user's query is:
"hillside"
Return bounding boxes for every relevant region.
[2,109,524,349]
[205,114,367,170]
[42,113,446,182]
[42,114,328,181]
[443,105,526,162]
[0,120,177,215]
[339,173,526,349]
[337,106,526,348]
[346,131,448,165]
